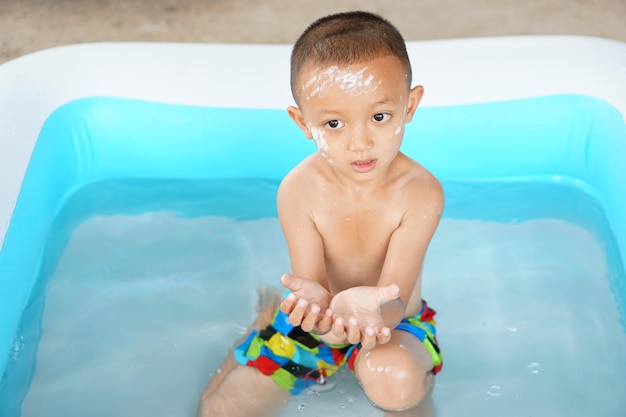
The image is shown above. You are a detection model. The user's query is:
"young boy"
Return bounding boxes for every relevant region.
[199,11,443,416]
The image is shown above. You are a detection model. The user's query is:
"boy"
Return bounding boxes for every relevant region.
[199,11,443,416]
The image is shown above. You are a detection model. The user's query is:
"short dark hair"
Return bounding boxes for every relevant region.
[290,11,412,101]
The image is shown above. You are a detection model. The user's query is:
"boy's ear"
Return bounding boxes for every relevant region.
[405,85,424,123]
[287,106,313,139]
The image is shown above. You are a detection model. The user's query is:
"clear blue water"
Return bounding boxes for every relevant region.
[10,179,626,416]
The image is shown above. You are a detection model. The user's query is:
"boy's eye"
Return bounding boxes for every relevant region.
[326,120,344,129]
[372,113,391,122]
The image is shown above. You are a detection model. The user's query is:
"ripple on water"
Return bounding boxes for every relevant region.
[527,361,543,374]
[486,385,502,397]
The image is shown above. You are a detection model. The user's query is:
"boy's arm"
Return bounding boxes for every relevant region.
[276,172,333,332]
[331,175,444,346]
[376,176,444,325]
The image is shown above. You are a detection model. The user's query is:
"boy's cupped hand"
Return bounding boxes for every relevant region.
[329,285,401,349]
[279,274,334,334]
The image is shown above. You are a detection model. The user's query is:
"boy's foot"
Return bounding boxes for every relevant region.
[254,285,283,325]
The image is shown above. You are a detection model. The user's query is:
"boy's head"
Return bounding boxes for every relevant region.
[290,11,412,104]
[287,12,423,182]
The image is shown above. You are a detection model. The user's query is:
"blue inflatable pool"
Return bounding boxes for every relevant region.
[1,38,626,416]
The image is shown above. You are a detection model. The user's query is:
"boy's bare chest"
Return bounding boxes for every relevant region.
[315,201,401,278]
[318,205,396,245]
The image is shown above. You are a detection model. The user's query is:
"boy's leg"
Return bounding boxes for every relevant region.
[198,286,291,417]
[201,286,282,397]
[353,329,435,412]
[382,396,436,417]
[198,365,291,417]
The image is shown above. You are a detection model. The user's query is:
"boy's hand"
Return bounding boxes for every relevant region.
[279,274,333,333]
[329,285,400,349]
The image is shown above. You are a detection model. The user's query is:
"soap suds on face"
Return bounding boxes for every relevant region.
[307,123,335,167]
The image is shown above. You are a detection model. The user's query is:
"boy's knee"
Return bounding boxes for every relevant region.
[355,346,432,411]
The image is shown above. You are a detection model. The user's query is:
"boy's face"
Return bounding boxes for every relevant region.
[288,55,423,184]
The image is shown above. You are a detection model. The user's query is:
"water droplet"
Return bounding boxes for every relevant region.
[347,396,355,403]
[339,403,346,409]
[297,403,306,411]
[506,325,518,333]
[486,385,502,397]
[233,325,247,335]
[527,362,543,374]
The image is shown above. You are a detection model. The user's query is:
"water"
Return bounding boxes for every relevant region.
[13,180,626,416]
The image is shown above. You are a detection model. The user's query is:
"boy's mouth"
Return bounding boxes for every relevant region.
[351,159,377,173]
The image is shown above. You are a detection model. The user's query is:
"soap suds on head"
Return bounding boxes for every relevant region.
[302,66,380,100]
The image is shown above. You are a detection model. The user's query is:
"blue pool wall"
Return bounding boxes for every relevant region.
[0,94,626,412]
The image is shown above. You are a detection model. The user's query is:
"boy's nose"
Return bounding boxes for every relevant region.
[348,126,373,151]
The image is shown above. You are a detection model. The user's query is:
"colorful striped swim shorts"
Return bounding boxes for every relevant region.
[234,299,443,395]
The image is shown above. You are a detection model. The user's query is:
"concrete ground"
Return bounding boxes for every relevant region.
[1,0,626,65]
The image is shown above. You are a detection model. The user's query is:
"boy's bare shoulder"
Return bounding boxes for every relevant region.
[277,155,322,206]
[279,155,318,189]
[397,154,444,211]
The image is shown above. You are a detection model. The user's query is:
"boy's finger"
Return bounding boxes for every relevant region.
[332,317,346,338]
[377,284,400,305]
[280,273,308,294]
[280,274,298,291]
[279,293,297,314]
[376,327,392,345]
[300,304,320,332]
[347,317,361,344]
[287,298,308,326]
[361,327,377,350]
[316,309,333,334]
